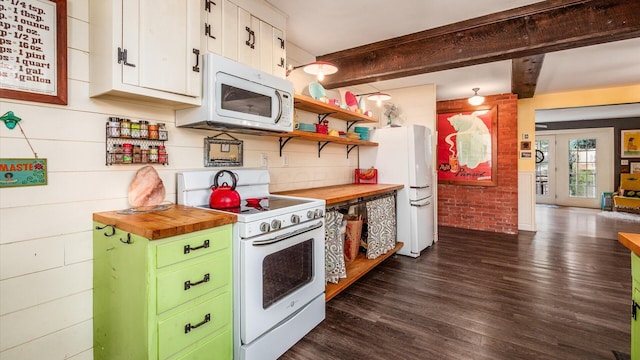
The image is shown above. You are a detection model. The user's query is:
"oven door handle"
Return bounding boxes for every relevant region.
[252,221,323,246]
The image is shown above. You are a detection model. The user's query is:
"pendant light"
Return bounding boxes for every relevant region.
[357,92,392,107]
[468,88,485,106]
[286,61,338,82]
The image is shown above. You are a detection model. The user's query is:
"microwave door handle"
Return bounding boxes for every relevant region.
[274,91,283,124]
[252,221,323,246]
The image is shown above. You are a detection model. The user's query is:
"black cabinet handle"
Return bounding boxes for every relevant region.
[184,313,211,334]
[119,233,133,245]
[184,239,210,254]
[204,0,216,12]
[192,48,200,72]
[205,23,216,39]
[633,299,640,320]
[184,273,210,291]
[117,47,136,67]
[245,26,255,49]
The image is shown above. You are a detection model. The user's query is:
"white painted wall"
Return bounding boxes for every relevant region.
[0,6,437,359]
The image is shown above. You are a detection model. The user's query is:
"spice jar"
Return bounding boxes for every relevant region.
[148,124,159,140]
[139,121,149,139]
[158,123,168,140]
[158,145,167,164]
[122,143,133,164]
[130,121,141,139]
[141,148,150,163]
[112,144,123,164]
[120,118,131,138]
[107,117,120,138]
[133,145,142,163]
[149,145,158,163]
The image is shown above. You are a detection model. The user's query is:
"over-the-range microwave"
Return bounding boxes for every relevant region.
[177,53,294,134]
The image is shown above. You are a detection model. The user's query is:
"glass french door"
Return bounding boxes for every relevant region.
[535,128,614,208]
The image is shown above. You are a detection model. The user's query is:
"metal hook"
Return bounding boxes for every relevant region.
[95,224,116,237]
[119,233,132,244]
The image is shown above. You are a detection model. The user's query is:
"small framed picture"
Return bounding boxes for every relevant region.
[621,129,640,158]
[221,144,230,153]
[520,151,532,159]
[631,162,640,174]
[520,141,531,150]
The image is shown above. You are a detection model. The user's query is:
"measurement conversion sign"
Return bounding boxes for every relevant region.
[0,0,58,96]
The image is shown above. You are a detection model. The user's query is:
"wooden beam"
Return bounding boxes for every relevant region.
[318,0,640,89]
[511,54,545,98]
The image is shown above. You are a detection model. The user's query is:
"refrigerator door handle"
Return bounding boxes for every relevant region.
[410,198,431,207]
[410,185,431,189]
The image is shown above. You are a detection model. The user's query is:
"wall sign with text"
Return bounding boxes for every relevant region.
[0,0,67,105]
[0,158,47,187]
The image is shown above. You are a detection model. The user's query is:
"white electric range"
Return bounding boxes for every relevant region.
[177,169,326,360]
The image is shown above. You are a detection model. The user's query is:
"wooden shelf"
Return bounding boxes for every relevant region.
[325,242,404,302]
[267,130,378,146]
[293,94,378,123]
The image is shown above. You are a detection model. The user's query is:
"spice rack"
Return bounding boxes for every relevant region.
[105,118,169,165]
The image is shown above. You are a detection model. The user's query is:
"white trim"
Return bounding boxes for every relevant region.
[518,171,536,232]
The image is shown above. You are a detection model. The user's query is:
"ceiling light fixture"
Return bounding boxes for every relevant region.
[357,92,392,107]
[286,61,338,82]
[468,87,485,106]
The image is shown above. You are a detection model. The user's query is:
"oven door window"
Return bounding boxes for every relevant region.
[262,239,313,309]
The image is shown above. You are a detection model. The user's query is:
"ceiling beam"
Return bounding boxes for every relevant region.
[317,0,640,90]
[511,54,545,98]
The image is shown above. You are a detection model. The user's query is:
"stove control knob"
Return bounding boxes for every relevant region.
[291,214,300,224]
[314,209,324,218]
[306,210,314,219]
[260,222,270,232]
[271,219,282,230]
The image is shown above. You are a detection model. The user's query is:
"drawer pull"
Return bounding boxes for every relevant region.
[184,273,210,290]
[184,313,211,334]
[95,224,116,237]
[184,240,210,254]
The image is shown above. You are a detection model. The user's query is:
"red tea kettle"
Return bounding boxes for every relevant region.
[209,170,241,209]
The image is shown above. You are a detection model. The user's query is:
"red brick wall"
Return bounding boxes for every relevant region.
[437,94,518,234]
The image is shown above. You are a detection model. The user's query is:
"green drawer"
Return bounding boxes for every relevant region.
[156,251,231,313]
[158,292,231,359]
[156,225,231,268]
[171,328,232,360]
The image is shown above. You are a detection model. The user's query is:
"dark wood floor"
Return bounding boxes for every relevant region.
[280,205,639,360]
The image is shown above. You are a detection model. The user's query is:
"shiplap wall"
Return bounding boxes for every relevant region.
[0,2,361,358]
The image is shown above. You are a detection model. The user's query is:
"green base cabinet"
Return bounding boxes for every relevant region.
[632,252,639,359]
[93,222,233,360]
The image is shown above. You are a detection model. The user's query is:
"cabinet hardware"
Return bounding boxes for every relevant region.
[117,47,136,67]
[318,141,330,158]
[204,0,216,12]
[184,239,210,254]
[346,145,358,158]
[278,37,285,49]
[192,49,200,72]
[95,224,116,237]
[205,23,216,39]
[245,26,255,49]
[184,313,211,334]
[184,273,211,290]
[119,233,132,244]
[633,299,640,320]
[278,58,285,68]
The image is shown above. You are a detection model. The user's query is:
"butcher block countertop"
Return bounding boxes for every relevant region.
[275,183,404,205]
[618,232,640,256]
[93,204,237,240]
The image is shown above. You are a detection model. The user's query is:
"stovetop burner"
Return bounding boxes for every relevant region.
[197,196,315,215]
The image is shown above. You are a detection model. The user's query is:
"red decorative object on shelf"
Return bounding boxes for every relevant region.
[354,168,378,184]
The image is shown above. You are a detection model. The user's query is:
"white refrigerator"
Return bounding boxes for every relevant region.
[359,124,434,257]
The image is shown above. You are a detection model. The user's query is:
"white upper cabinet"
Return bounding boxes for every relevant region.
[90,0,201,107]
[201,0,286,78]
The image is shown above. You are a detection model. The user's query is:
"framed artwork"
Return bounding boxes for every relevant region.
[0,0,68,105]
[437,107,498,186]
[631,162,640,174]
[204,137,243,167]
[621,129,640,158]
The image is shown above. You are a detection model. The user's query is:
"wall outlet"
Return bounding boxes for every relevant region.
[260,153,268,167]
[282,154,289,166]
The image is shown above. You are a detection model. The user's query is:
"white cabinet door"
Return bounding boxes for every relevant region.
[203,0,223,55]
[222,0,239,61]
[272,27,286,78]
[237,7,260,69]
[259,21,273,74]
